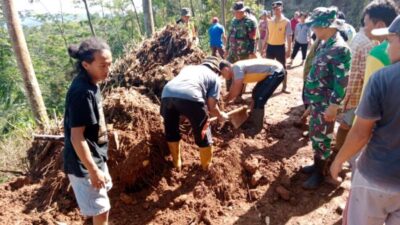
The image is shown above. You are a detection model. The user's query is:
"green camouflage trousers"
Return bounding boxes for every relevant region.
[309,103,335,160]
[227,53,249,64]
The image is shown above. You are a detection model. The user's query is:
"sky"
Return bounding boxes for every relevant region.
[16,0,143,15]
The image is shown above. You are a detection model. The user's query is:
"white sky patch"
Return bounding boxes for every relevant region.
[15,0,143,15]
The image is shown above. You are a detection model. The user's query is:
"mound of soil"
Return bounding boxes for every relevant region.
[104,25,206,101]
[103,88,168,188]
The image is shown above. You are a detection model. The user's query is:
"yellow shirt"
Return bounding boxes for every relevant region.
[233,58,284,84]
[267,16,292,45]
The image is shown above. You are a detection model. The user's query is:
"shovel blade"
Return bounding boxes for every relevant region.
[229,108,249,129]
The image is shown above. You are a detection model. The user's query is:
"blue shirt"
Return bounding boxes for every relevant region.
[294,23,311,44]
[161,65,221,103]
[356,61,400,191]
[208,23,224,48]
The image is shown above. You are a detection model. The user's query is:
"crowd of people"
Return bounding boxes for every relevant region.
[62,0,400,224]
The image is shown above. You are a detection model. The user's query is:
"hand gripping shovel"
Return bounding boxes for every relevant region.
[209,106,249,128]
[201,106,249,139]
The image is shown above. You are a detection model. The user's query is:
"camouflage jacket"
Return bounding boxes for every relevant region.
[304,32,351,106]
[226,16,257,57]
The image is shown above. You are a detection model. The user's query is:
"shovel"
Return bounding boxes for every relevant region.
[209,106,249,129]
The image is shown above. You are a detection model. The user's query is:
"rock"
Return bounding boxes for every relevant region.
[142,160,150,167]
[250,170,263,186]
[120,193,136,205]
[275,185,290,201]
[265,216,271,225]
[325,176,343,186]
[243,158,259,174]
[249,189,261,201]
[335,201,347,215]
[173,194,188,207]
[55,222,67,225]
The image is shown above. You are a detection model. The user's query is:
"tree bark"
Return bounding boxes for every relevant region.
[130,0,143,36]
[2,0,49,129]
[221,0,226,28]
[143,0,155,38]
[190,0,195,17]
[82,0,96,36]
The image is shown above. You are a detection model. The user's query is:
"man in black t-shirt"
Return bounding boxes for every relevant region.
[64,38,112,224]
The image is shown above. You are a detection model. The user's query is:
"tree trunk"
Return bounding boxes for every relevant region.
[1,0,49,129]
[82,0,96,36]
[130,0,143,36]
[190,0,195,17]
[221,0,226,28]
[143,0,155,38]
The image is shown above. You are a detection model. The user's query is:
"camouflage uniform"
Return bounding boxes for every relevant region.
[226,16,257,63]
[304,32,351,159]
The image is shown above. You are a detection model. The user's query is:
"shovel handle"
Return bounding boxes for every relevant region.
[209,106,248,123]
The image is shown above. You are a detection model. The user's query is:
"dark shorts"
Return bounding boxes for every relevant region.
[160,98,212,147]
[211,47,225,58]
[266,44,286,69]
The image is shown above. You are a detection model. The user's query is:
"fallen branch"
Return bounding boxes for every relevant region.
[33,134,64,142]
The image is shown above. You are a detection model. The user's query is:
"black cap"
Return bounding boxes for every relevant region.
[232,1,246,12]
[272,1,283,8]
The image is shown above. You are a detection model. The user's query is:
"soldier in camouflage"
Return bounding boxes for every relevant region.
[225,1,257,96]
[226,2,257,64]
[302,7,351,189]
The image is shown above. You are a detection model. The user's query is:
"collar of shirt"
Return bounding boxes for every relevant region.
[320,32,339,50]
[272,15,287,23]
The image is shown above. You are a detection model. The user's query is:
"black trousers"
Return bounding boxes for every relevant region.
[266,44,287,90]
[291,41,308,60]
[160,98,212,147]
[252,71,285,109]
[211,47,225,59]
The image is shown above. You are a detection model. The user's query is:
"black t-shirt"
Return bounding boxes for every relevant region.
[63,72,108,177]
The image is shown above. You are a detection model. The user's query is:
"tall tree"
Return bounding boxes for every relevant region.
[221,0,226,28]
[189,0,195,17]
[1,0,49,129]
[130,0,142,36]
[143,0,154,37]
[82,0,96,36]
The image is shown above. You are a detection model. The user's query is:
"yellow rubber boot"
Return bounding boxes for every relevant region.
[167,142,181,170]
[199,146,213,170]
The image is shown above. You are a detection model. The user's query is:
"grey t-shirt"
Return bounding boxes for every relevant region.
[356,61,400,191]
[233,58,284,83]
[161,65,221,103]
[294,23,311,44]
